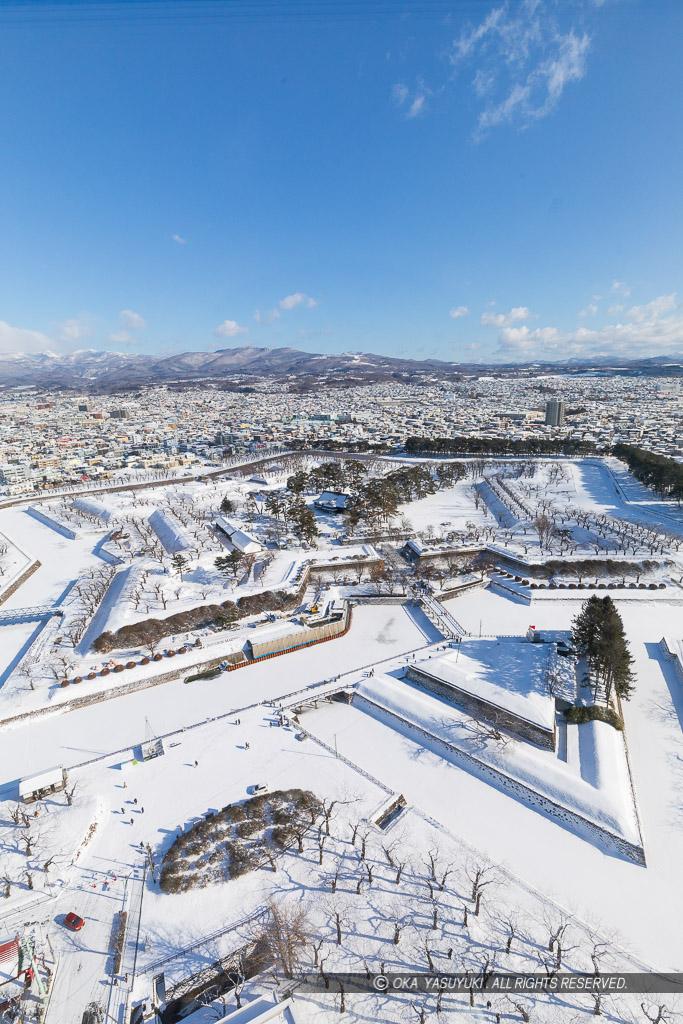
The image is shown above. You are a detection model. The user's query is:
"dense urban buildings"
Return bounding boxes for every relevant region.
[0,373,680,497]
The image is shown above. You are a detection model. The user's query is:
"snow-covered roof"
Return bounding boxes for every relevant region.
[215,516,262,553]
[314,490,350,509]
[148,509,195,553]
[0,936,21,984]
[19,765,65,797]
[218,996,301,1023]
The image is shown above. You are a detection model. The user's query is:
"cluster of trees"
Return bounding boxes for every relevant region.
[565,705,624,730]
[495,467,677,558]
[2,787,75,898]
[572,596,635,703]
[160,788,322,893]
[288,439,390,453]
[93,587,299,654]
[264,493,319,542]
[345,462,464,529]
[188,796,665,1023]
[286,459,368,496]
[215,550,252,581]
[539,559,658,584]
[612,444,683,502]
[404,436,597,456]
[250,458,465,536]
[60,565,116,646]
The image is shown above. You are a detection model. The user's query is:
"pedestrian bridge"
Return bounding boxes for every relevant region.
[0,605,61,626]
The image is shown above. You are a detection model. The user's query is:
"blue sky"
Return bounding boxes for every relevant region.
[1,0,682,363]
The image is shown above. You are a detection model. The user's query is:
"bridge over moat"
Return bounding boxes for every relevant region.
[0,606,61,626]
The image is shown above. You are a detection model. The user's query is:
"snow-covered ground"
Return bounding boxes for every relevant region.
[0,698,671,1024]
[351,668,641,852]
[408,638,561,732]
[1,456,683,1022]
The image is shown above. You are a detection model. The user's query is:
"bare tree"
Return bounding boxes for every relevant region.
[329,902,347,946]
[317,826,327,866]
[544,912,573,969]
[466,863,496,916]
[200,993,229,1021]
[231,956,245,1010]
[505,995,532,1022]
[410,999,428,1024]
[321,799,337,836]
[640,1005,674,1024]
[503,916,517,955]
[310,937,325,967]
[424,848,453,892]
[390,905,403,945]
[336,979,346,1015]
[251,900,311,981]
[144,843,157,883]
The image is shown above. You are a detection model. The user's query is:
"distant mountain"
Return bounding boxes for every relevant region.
[0,346,681,391]
[0,346,458,390]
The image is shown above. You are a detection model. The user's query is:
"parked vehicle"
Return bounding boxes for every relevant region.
[64,912,85,931]
[252,783,268,795]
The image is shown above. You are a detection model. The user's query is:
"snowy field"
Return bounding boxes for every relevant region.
[1,696,678,1024]
[409,637,562,731]
[0,455,682,1022]
[0,604,428,777]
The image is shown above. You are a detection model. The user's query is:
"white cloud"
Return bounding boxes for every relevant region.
[608,303,624,316]
[255,293,316,322]
[473,68,496,97]
[578,303,598,318]
[279,293,317,311]
[172,233,186,245]
[0,320,54,355]
[107,330,139,346]
[254,308,279,325]
[625,293,677,323]
[481,305,532,328]
[118,309,147,330]
[478,82,531,133]
[496,292,683,360]
[451,1,593,138]
[214,320,249,338]
[58,317,92,342]
[611,279,631,296]
[392,83,409,105]
[449,306,470,319]
[392,79,430,119]
[498,325,561,353]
